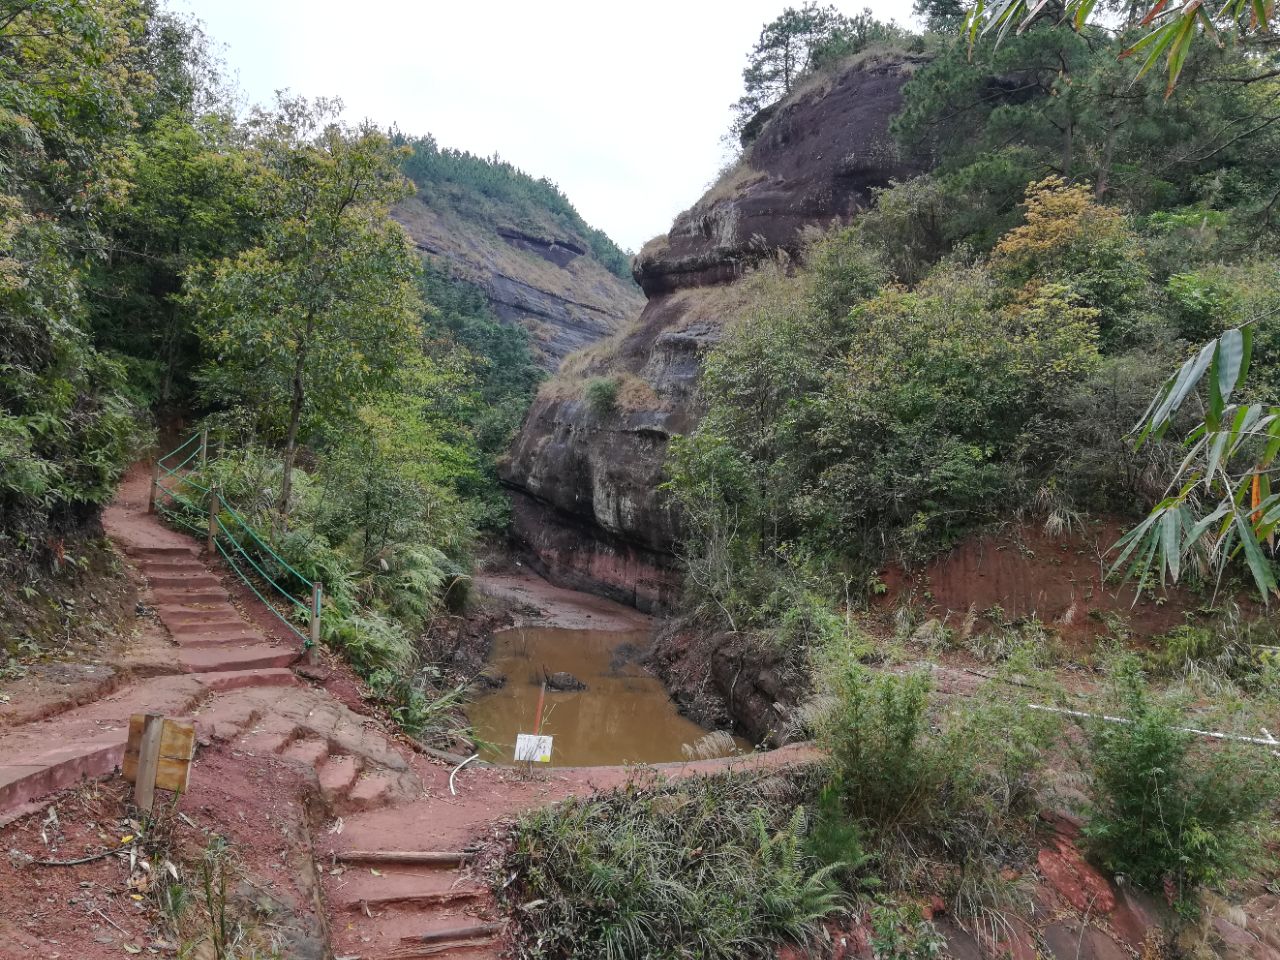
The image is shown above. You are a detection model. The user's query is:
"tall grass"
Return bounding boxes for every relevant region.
[505,771,845,959]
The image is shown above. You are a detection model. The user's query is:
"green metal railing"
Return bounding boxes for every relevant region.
[149,430,321,653]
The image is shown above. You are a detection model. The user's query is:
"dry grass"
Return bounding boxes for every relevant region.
[781,46,923,110]
[685,161,766,218]
[392,195,643,315]
[536,370,662,413]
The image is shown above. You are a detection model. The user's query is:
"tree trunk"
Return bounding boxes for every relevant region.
[1061,114,1074,176]
[277,329,310,516]
[1095,115,1119,198]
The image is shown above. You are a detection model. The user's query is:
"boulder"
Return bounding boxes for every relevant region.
[544,671,586,692]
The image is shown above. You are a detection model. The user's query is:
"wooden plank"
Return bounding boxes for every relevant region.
[124,716,195,793]
[133,714,164,813]
[400,922,502,945]
[334,850,471,866]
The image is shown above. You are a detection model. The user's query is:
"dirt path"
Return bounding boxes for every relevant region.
[0,464,812,960]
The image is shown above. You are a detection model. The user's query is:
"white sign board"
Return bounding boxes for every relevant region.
[515,733,553,763]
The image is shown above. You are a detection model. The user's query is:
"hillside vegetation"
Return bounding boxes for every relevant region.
[509,4,1280,957]
[0,0,610,733]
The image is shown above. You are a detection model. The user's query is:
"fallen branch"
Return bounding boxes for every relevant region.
[34,846,128,867]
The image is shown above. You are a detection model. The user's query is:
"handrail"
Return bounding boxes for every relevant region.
[148,431,321,653]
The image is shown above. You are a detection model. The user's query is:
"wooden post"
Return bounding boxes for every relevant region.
[199,428,209,469]
[148,460,159,514]
[206,486,218,555]
[534,681,547,735]
[133,713,164,813]
[309,582,322,659]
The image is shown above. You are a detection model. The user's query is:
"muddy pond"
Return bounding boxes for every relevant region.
[468,625,748,767]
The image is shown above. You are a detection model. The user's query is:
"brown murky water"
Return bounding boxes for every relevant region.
[468,626,747,767]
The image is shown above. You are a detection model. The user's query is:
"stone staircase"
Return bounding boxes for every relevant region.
[124,542,298,673]
[321,848,502,960]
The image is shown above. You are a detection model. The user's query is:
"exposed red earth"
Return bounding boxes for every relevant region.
[1,462,1276,959]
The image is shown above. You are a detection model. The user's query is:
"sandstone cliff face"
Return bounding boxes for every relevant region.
[393,197,644,368]
[501,53,928,610]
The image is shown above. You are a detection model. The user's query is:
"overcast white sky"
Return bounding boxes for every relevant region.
[176,1,920,251]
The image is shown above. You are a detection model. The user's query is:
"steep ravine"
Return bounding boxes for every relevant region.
[500,53,928,610]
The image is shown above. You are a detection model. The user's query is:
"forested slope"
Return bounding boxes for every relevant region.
[0,0,631,732]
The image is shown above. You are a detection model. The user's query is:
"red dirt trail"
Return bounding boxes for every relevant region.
[0,463,812,960]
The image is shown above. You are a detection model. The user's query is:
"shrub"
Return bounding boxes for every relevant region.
[1082,658,1277,909]
[506,771,846,959]
[584,376,619,417]
[815,656,1060,904]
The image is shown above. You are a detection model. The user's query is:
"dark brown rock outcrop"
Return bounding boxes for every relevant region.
[501,53,928,610]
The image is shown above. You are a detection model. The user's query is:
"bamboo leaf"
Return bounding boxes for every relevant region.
[1185,503,1230,551]
[1161,507,1182,582]
[1151,341,1215,435]
[1165,12,1200,96]
[1234,511,1277,601]
[1217,327,1244,404]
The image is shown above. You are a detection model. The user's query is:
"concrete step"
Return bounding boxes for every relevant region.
[149,573,221,590]
[280,737,329,768]
[347,772,401,811]
[0,733,126,819]
[126,544,198,560]
[151,589,226,605]
[140,560,213,575]
[179,645,298,674]
[171,632,264,649]
[156,606,244,626]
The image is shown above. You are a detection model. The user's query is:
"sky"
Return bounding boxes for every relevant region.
[176,0,921,252]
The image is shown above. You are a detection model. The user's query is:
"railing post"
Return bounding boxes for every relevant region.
[206,486,218,555]
[148,460,159,514]
[199,428,208,470]
[309,582,323,661]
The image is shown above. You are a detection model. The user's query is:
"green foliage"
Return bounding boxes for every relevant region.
[584,376,620,417]
[185,99,424,514]
[1114,325,1280,602]
[818,663,1056,836]
[670,202,1109,615]
[959,0,1277,94]
[868,902,946,960]
[397,134,633,279]
[813,655,1060,924]
[730,4,916,143]
[1082,658,1277,907]
[0,0,159,573]
[506,771,846,959]
[165,435,469,738]
[1147,608,1280,691]
[892,19,1280,270]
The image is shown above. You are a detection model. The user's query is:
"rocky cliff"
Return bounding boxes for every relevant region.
[393,196,644,368]
[501,52,928,610]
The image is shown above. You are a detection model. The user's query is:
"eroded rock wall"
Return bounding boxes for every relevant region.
[393,197,644,368]
[501,53,928,609]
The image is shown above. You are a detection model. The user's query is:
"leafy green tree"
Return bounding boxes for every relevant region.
[90,113,259,405]
[186,100,423,514]
[730,3,852,139]
[1,0,154,564]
